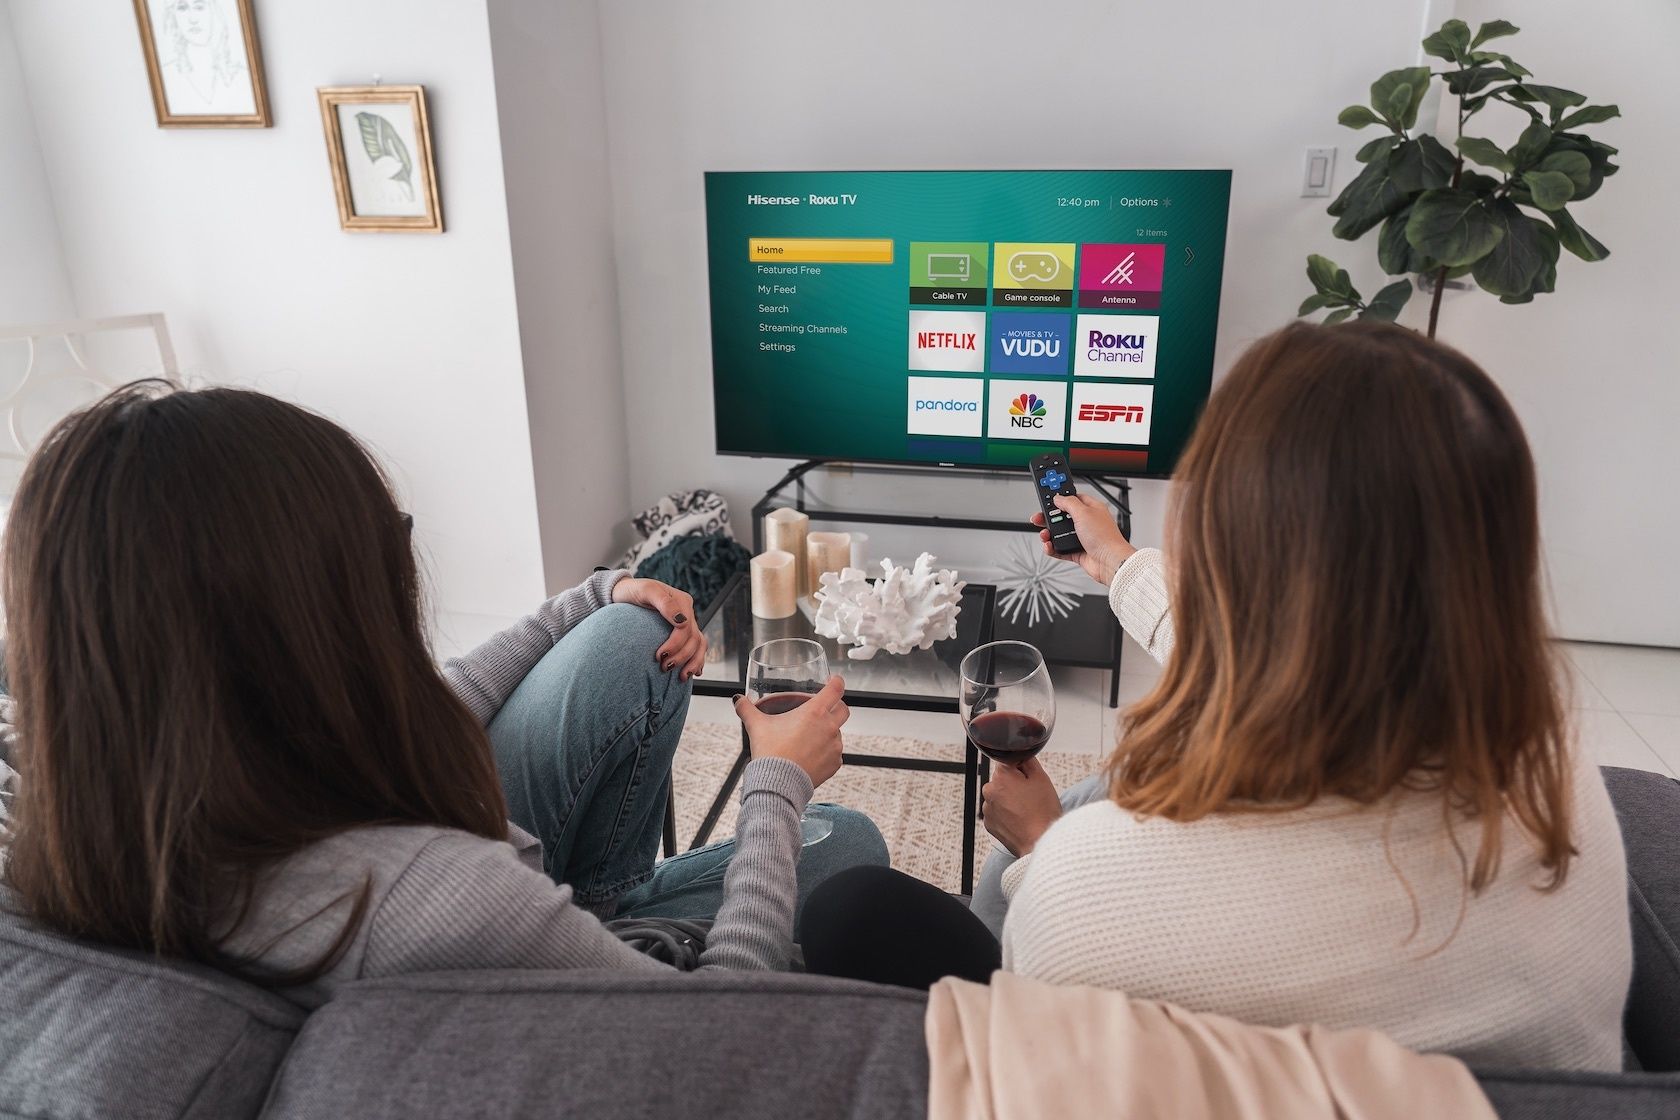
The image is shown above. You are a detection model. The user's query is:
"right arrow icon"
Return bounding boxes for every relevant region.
[1184,247,1195,266]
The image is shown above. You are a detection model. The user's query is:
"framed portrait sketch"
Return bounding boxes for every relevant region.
[133,0,271,127]
[317,86,444,234]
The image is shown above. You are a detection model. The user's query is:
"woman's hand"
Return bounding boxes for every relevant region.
[1029,493,1137,588]
[982,756,1063,858]
[612,577,708,682]
[733,675,849,788]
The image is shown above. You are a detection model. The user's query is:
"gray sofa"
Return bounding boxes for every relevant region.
[3,766,1677,1120]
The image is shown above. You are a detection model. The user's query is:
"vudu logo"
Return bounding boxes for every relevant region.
[989,313,1071,375]
[1002,336,1059,358]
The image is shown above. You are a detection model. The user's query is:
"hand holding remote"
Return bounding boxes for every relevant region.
[1030,493,1138,588]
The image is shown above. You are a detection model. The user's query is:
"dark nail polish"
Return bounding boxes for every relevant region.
[674,613,687,624]
[732,693,744,703]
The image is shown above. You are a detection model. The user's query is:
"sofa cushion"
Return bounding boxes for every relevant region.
[262,969,929,1120]
[1477,1068,1680,1120]
[1601,766,1680,1072]
[0,896,303,1120]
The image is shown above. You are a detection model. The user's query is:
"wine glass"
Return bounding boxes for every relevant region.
[959,642,1055,776]
[745,637,835,846]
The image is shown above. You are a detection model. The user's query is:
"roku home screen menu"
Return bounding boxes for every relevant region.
[705,170,1231,475]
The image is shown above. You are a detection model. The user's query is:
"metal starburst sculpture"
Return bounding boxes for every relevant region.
[995,536,1087,627]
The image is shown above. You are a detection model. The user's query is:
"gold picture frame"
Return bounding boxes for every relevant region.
[317,85,444,234]
[133,0,271,128]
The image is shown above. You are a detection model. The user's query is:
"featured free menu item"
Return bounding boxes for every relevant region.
[705,170,1231,477]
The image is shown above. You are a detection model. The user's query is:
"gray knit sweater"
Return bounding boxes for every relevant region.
[214,570,812,1007]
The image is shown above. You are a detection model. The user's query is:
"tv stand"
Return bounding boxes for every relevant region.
[750,460,1134,706]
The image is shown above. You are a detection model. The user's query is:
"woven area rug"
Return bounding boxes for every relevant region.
[669,721,1101,894]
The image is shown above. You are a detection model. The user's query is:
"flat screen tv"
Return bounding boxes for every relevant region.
[705,170,1232,477]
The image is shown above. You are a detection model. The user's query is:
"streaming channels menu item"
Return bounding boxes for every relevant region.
[992,243,1075,308]
[1078,243,1166,309]
[907,376,985,437]
[986,379,1067,442]
[989,312,1070,375]
[910,242,989,306]
[1074,313,1160,378]
[909,309,986,373]
[1071,381,1154,445]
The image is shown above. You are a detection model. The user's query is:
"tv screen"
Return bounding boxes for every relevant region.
[705,170,1232,477]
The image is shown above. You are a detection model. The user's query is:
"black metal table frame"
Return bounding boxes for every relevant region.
[749,460,1134,706]
[681,571,998,894]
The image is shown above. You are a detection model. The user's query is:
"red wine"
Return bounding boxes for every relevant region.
[968,711,1050,764]
[754,692,812,715]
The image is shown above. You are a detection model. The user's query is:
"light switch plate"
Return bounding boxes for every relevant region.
[1302,146,1337,198]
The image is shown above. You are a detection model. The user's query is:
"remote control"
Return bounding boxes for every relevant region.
[1029,453,1082,555]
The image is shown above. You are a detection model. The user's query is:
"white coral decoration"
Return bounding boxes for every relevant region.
[812,553,965,660]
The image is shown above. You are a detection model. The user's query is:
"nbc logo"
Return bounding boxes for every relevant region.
[1008,393,1048,428]
[986,380,1066,442]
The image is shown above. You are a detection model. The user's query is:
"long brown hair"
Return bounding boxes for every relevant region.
[1110,320,1572,891]
[2,382,508,978]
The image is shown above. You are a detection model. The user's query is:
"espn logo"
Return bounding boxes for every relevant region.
[1077,403,1144,423]
[1070,382,1153,444]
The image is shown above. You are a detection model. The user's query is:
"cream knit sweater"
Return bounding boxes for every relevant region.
[1000,549,1632,1072]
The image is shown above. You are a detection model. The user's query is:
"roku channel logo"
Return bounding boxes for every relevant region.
[1073,314,1159,379]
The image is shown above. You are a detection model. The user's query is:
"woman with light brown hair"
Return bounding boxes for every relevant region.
[802,321,1631,1072]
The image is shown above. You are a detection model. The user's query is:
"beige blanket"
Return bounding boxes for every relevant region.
[926,973,1497,1120]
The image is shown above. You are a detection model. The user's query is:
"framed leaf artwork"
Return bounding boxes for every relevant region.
[133,0,272,127]
[316,86,443,233]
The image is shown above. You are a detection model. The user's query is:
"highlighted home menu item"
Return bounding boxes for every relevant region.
[749,238,895,264]
[910,242,989,305]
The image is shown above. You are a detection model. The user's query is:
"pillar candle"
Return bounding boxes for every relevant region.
[763,507,811,597]
[751,612,804,648]
[848,532,870,571]
[806,531,852,600]
[750,549,798,619]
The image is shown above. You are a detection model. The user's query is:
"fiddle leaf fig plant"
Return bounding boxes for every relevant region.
[1299,18,1619,336]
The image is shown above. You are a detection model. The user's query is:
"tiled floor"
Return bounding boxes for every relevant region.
[688,638,1680,778]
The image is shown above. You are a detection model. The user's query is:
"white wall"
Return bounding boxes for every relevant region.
[594,0,1434,574]
[0,2,73,324]
[1413,0,1680,647]
[598,0,1676,645]
[487,0,634,585]
[6,0,548,644]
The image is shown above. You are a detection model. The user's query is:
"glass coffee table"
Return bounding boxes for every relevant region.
[684,570,997,893]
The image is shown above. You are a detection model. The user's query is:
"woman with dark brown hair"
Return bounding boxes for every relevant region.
[803,321,1630,1071]
[0,383,886,1003]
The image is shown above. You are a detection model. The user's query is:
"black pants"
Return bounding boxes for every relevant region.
[800,865,1002,989]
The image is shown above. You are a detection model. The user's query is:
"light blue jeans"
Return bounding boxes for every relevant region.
[486,603,888,934]
[969,773,1109,938]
